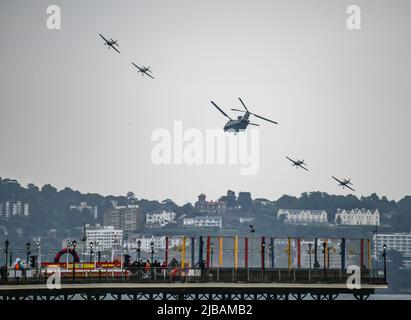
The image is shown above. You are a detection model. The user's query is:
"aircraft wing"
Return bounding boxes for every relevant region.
[99,33,109,43]
[144,71,154,79]
[299,164,309,171]
[132,62,140,70]
[286,156,295,163]
[110,38,119,47]
[111,45,120,54]
[345,185,356,192]
[332,176,343,184]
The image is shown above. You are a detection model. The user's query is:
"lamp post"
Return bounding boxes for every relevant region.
[249,225,255,266]
[328,245,333,269]
[82,220,87,263]
[261,239,266,271]
[210,242,214,268]
[97,242,101,264]
[4,239,9,280]
[4,239,9,267]
[93,241,100,268]
[26,242,31,266]
[112,232,118,262]
[308,243,313,282]
[137,240,141,261]
[89,242,94,263]
[72,240,77,281]
[268,243,272,268]
[313,238,320,269]
[382,244,387,282]
[150,241,154,262]
[112,232,121,264]
[66,239,72,270]
[322,241,327,278]
[374,224,379,271]
[36,238,41,277]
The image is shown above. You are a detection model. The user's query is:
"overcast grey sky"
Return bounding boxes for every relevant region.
[0,0,410,204]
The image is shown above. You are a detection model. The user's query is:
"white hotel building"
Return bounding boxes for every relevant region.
[124,236,185,252]
[0,201,29,218]
[86,226,123,250]
[277,209,328,225]
[183,216,223,228]
[335,208,380,226]
[373,233,411,269]
[70,202,98,220]
[145,210,176,228]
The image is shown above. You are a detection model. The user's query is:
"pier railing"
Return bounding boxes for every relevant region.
[0,266,386,285]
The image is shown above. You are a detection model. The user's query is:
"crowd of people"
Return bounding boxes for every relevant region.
[126,257,199,279]
[0,259,30,281]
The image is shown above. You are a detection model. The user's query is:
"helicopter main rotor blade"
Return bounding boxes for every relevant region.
[249,123,260,126]
[211,101,232,120]
[252,113,278,124]
[238,97,249,111]
[230,108,246,112]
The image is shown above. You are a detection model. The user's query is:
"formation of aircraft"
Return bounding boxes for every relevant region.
[332,176,355,191]
[99,34,120,54]
[210,98,277,133]
[99,34,154,80]
[132,63,154,79]
[286,157,309,171]
[98,32,359,194]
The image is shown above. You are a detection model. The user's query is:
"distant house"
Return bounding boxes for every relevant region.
[253,198,272,206]
[69,202,98,219]
[195,194,226,215]
[0,201,29,218]
[238,217,255,224]
[335,208,380,226]
[0,178,19,185]
[277,209,328,225]
[145,210,176,228]
[183,216,223,228]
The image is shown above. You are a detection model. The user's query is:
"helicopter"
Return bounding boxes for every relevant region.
[210,98,278,132]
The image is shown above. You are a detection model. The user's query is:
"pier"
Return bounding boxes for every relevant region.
[0,267,387,301]
[0,236,388,301]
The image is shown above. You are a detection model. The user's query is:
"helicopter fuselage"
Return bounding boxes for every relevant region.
[223,111,251,132]
[224,118,249,132]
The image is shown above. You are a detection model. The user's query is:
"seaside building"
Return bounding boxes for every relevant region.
[277,209,328,225]
[103,204,145,233]
[69,201,98,219]
[183,216,223,228]
[335,208,380,226]
[373,233,411,268]
[195,194,226,215]
[145,210,176,228]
